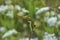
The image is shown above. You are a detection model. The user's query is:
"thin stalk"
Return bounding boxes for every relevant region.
[28,21,32,40]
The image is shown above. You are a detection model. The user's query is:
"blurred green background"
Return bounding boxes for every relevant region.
[0,0,60,40]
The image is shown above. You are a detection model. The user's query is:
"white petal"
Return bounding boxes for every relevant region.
[50,11,56,16]
[57,21,60,25]
[0,27,5,32]
[15,5,21,11]
[17,12,24,16]
[0,5,8,12]
[6,11,14,18]
[22,8,29,13]
[2,29,17,38]
[57,14,60,18]
[47,17,57,26]
[8,5,14,10]
[36,7,50,14]
[43,32,57,40]
[5,0,12,4]
[58,6,60,9]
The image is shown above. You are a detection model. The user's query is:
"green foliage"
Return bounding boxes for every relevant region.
[0,0,60,40]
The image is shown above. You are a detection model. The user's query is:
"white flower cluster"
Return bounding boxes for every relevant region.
[0,27,5,32]
[22,8,29,13]
[58,6,60,9]
[19,38,38,40]
[17,12,24,16]
[2,29,17,38]
[0,5,8,13]
[50,11,56,16]
[57,21,60,26]
[47,17,57,26]
[0,5,14,12]
[6,11,14,18]
[15,5,29,13]
[5,5,14,18]
[0,5,14,18]
[0,2,29,18]
[15,5,21,11]
[35,7,60,26]
[57,14,60,18]
[17,8,29,16]
[5,0,12,5]
[43,32,57,40]
[36,7,50,15]
[44,16,60,27]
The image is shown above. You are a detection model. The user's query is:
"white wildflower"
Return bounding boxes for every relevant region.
[8,5,14,10]
[44,32,48,35]
[22,8,29,13]
[57,21,60,26]
[52,36,57,40]
[0,5,8,12]
[5,0,12,5]
[47,17,57,26]
[36,7,50,14]
[15,5,21,11]
[43,32,57,40]
[43,32,49,40]
[44,17,49,22]
[45,11,50,17]
[6,11,14,18]
[57,14,60,18]
[0,27,5,32]
[0,5,14,13]
[19,38,38,40]
[58,6,60,9]
[17,12,24,16]
[2,29,17,38]
[50,11,56,16]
